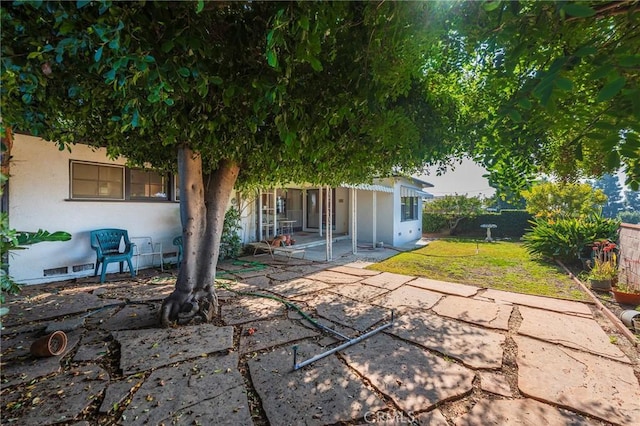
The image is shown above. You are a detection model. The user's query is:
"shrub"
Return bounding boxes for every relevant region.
[422,212,449,233]
[457,210,532,238]
[521,215,620,265]
[618,210,640,224]
[219,206,242,260]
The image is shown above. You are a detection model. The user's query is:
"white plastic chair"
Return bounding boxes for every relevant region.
[131,237,164,273]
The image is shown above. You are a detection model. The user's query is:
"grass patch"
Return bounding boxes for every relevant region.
[368,239,589,301]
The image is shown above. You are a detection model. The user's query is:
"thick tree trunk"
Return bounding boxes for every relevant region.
[160,146,240,326]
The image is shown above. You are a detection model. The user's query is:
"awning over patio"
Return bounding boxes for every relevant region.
[401,185,432,198]
[343,183,394,193]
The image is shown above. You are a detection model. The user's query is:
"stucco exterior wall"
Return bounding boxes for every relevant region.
[383,178,424,247]
[619,223,640,287]
[8,134,181,284]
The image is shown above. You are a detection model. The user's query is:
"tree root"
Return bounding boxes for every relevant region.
[160,288,218,327]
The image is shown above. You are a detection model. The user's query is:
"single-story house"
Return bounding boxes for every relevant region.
[3,133,432,284]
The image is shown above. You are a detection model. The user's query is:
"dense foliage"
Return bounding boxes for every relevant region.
[522,181,607,220]
[219,206,242,261]
[521,215,620,264]
[460,1,640,193]
[423,195,485,235]
[618,210,640,224]
[457,210,533,238]
[3,0,639,323]
[591,174,625,218]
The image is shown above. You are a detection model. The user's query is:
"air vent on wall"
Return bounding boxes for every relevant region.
[72,263,94,272]
[44,266,68,276]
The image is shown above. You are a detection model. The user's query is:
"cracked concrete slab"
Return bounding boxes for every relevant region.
[343,333,474,413]
[121,353,252,425]
[5,364,109,426]
[248,343,386,425]
[480,289,593,317]
[373,285,443,312]
[328,283,388,302]
[221,295,286,325]
[390,310,505,369]
[1,330,81,389]
[515,335,640,425]
[99,377,144,414]
[432,295,512,330]
[361,272,414,290]
[479,371,512,397]
[309,292,391,331]
[267,270,308,282]
[518,306,630,362]
[94,283,173,302]
[238,318,319,354]
[268,278,332,298]
[99,303,160,331]
[73,340,109,362]
[327,265,381,277]
[3,292,113,326]
[235,274,273,289]
[409,277,479,297]
[113,325,233,374]
[455,398,590,425]
[306,270,364,284]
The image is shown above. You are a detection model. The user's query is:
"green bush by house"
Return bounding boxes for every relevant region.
[521,214,620,265]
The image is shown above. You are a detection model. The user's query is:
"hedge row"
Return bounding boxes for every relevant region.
[423,209,533,238]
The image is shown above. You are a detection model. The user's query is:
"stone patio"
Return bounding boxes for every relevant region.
[1,253,639,425]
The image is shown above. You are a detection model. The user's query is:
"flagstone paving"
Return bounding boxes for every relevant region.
[432,294,512,330]
[1,255,639,425]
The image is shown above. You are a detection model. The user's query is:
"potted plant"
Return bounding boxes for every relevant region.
[612,259,640,305]
[587,240,618,291]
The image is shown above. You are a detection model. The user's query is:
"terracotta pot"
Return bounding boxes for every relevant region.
[589,278,612,292]
[30,331,68,357]
[611,289,640,306]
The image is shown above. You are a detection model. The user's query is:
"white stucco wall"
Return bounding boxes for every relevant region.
[334,187,349,234]
[382,177,424,247]
[7,134,182,284]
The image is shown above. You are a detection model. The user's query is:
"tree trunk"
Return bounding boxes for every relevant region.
[160,146,240,326]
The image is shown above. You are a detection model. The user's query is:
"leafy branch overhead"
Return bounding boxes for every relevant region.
[466,0,640,192]
[1,1,638,324]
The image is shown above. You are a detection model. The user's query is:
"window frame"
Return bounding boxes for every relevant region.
[400,196,419,222]
[400,186,421,222]
[70,160,125,200]
[69,160,175,202]
[127,168,169,201]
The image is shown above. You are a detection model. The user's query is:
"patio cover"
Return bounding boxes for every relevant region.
[343,183,394,193]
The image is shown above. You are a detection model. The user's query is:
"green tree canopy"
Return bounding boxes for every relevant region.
[1,1,470,324]
[2,0,639,325]
[521,181,607,220]
[423,194,485,235]
[458,1,640,193]
[591,174,624,218]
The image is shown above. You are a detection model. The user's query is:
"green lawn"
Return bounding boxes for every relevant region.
[368,239,589,301]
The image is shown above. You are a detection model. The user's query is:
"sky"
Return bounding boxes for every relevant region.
[416,158,496,198]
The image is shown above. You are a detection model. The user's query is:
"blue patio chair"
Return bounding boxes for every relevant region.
[173,235,183,266]
[90,228,136,283]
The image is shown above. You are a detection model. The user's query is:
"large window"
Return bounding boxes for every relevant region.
[400,186,420,222]
[401,196,419,221]
[129,169,167,200]
[71,162,124,199]
[70,161,171,201]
